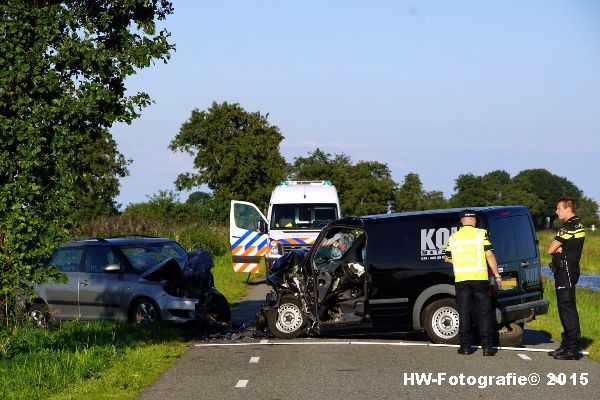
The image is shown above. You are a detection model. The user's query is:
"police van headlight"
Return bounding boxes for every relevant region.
[270,240,281,255]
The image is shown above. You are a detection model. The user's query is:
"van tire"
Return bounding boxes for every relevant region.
[497,322,523,347]
[423,298,460,344]
[268,295,306,339]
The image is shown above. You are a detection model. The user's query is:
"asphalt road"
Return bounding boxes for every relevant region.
[138,284,599,400]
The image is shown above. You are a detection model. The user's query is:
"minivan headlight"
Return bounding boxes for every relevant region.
[270,240,280,255]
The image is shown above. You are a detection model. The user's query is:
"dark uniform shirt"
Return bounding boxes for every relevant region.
[554,216,585,265]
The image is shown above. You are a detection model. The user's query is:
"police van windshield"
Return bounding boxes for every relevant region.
[270,203,338,230]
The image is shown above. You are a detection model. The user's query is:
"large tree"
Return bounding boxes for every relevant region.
[512,169,591,227]
[0,0,174,325]
[449,170,543,218]
[395,173,448,212]
[170,102,287,221]
[289,149,395,216]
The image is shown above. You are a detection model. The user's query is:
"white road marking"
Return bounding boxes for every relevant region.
[518,353,532,360]
[249,357,260,363]
[235,380,249,388]
[193,341,588,355]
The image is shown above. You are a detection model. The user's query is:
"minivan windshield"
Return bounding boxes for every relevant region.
[270,203,338,230]
[119,242,187,273]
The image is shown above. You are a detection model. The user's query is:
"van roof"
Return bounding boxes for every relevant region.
[270,183,339,204]
[334,206,531,228]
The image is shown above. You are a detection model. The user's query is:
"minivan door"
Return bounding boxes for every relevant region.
[41,247,84,319]
[229,200,269,273]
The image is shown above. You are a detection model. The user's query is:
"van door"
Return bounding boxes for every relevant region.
[229,200,269,273]
[487,214,541,304]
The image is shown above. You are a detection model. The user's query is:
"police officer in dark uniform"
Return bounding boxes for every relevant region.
[547,198,585,360]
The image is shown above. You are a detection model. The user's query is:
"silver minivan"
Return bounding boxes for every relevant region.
[30,237,230,327]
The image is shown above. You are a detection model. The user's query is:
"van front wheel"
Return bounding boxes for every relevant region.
[423,298,460,345]
[267,295,306,339]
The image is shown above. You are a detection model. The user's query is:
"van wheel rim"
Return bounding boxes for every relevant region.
[276,304,303,333]
[432,307,459,338]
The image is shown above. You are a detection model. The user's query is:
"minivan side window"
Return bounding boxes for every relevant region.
[86,247,119,273]
[51,248,84,272]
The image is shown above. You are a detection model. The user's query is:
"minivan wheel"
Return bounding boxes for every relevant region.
[423,298,460,345]
[497,322,524,347]
[130,297,160,324]
[268,295,306,339]
[29,303,52,328]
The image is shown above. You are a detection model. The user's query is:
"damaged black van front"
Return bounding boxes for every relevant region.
[260,206,549,346]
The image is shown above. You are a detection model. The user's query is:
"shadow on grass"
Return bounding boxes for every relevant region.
[523,328,553,345]
[581,336,594,350]
[1,321,183,359]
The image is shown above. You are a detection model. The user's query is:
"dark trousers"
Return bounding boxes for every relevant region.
[554,266,581,352]
[455,280,493,348]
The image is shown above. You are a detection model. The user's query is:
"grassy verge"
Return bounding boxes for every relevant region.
[537,229,600,274]
[528,277,600,361]
[0,250,263,399]
[0,321,187,399]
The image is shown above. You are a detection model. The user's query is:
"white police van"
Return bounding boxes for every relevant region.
[229,181,341,273]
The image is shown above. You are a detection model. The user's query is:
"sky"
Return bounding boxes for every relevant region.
[111,0,600,210]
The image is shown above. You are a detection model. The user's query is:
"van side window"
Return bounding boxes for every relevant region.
[513,216,537,260]
[489,215,537,263]
[51,248,84,272]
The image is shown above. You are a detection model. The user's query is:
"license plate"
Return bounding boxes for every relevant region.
[499,277,517,291]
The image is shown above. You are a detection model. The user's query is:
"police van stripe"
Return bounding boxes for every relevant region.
[231,230,254,250]
[233,263,260,273]
[244,233,262,249]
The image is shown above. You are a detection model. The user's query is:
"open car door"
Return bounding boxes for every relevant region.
[229,200,269,273]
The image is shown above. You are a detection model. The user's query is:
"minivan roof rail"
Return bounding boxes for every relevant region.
[106,234,160,239]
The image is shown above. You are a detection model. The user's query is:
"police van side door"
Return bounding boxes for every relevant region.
[229,200,269,273]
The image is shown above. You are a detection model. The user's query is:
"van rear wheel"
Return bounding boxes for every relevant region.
[497,322,523,347]
[423,298,460,345]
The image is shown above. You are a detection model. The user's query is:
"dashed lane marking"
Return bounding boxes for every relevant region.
[518,353,532,360]
[235,380,249,388]
[194,340,588,355]
[249,357,260,363]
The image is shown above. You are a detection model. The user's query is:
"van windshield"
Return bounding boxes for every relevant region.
[270,203,338,230]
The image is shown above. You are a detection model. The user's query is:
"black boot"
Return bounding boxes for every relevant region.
[548,346,566,357]
[482,347,496,356]
[457,346,471,355]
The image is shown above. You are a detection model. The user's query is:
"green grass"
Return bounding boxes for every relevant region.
[528,277,600,361]
[537,229,600,274]
[0,321,187,399]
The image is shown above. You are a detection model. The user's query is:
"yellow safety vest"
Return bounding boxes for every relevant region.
[446,226,489,282]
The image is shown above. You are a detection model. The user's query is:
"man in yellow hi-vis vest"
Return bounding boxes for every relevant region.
[444,210,502,356]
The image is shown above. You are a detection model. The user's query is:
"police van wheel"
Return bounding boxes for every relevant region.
[268,295,306,339]
[423,298,460,345]
[497,322,523,347]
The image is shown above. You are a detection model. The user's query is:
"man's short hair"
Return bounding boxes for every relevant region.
[558,197,577,213]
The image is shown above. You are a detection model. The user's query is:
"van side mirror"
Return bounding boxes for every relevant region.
[103,264,121,273]
[257,220,268,233]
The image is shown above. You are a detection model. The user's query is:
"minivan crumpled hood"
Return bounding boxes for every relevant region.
[140,257,185,282]
[140,249,215,282]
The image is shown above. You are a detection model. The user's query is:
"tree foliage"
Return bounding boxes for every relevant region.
[395,173,448,212]
[513,169,583,226]
[289,149,396,216]
[170,102,287,221]
[0,0,174,325]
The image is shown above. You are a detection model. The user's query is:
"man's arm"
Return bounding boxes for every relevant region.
[547,240,563,255]
[485,250,502,282]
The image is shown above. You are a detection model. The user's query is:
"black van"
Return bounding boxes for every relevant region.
[260,206,549,346]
